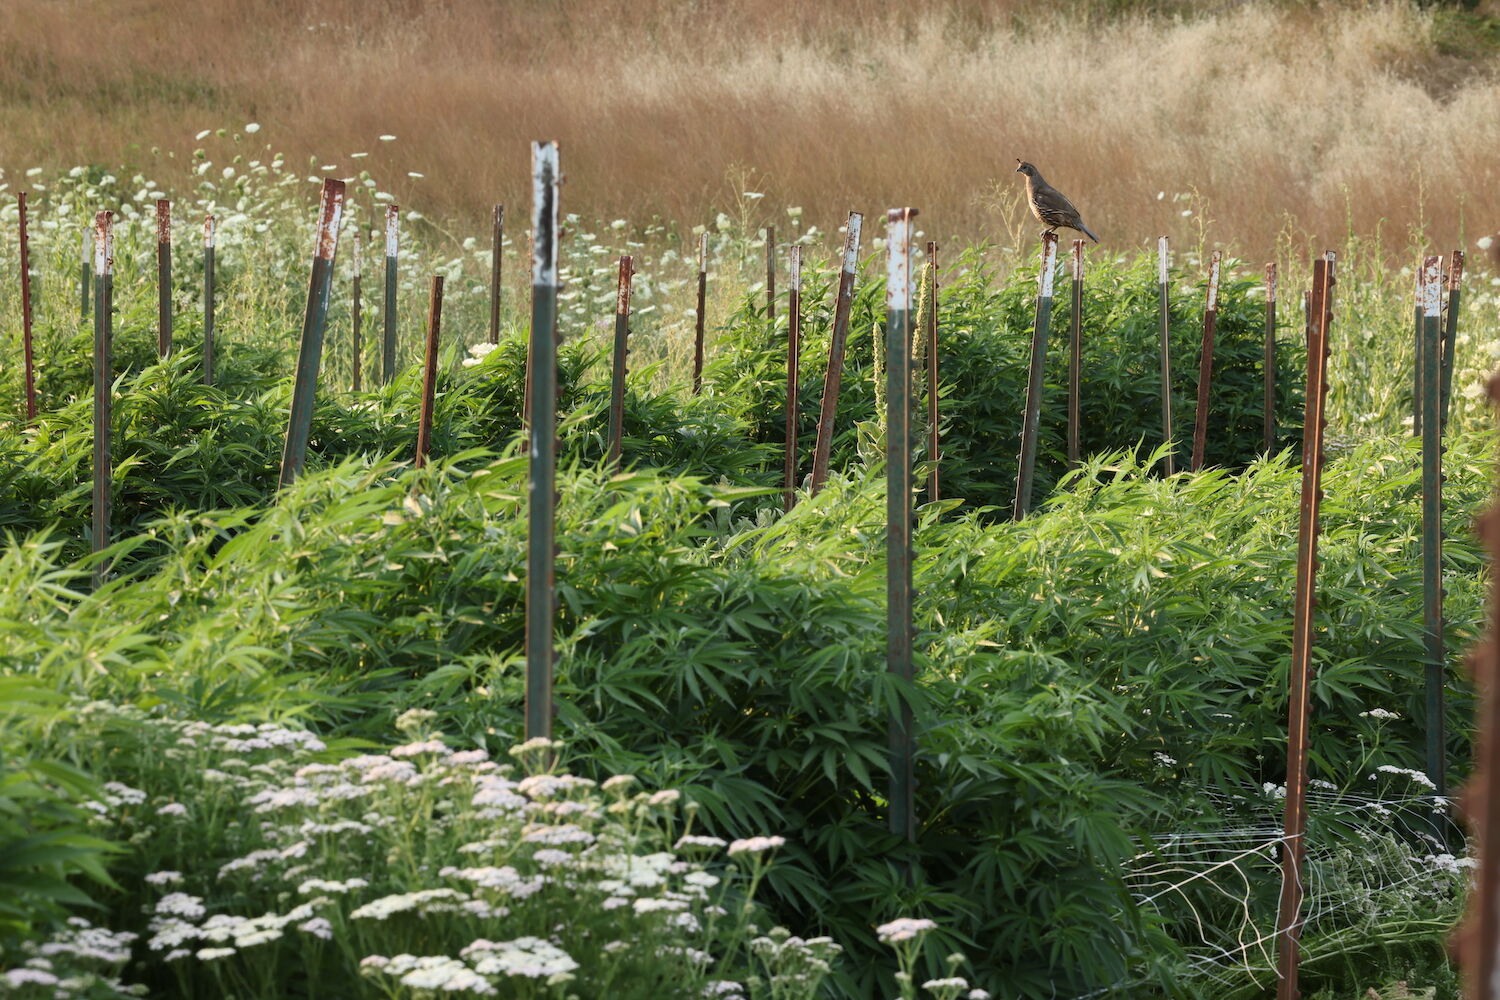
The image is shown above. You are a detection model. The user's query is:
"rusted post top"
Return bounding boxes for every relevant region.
[385,204,400,257]
[532,141,560,288]
[94,211,114,277]
[1157,236,1169,283]
[1071,238,1084,280]
[1039,232,1058,297]
[1451,250,1466,289]
[204,214,216,248]
[1207,250,1222,310]
[789,244,802,291]
[843,213,864,272]
[1266,262,1277,301]
[885,208,917,310]
[314,181,345,261]
[1423,255,1443,317]
[615,255,633,314]
[156,199,171,244]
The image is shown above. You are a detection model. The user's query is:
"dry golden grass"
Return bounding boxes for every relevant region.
[1,0,1498,256]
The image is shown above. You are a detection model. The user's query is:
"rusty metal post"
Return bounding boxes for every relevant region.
[18,193,37,422]
[1275,255,1335,1000]
[91,211,114,588]
[1014,232,1058,518]
[764,225,776,324]
[1191,250,1222,472]
[810,212,863,496]
[1420,255,1447,797]
[692,233,708,394]
[784,245,802,510]
[1264,263,1277,453]
[607,255,633,469]
[1157,236,1175,475]
[886,207,917,843]
[382,205,399,384]
[203,216,216,385]
[351,234,363,392]
[1440,251,1464,433]
[926,241,941,502]
[278,180,346,487]
[526,141,560,744]
[79,226,91,321]
[414,275,444,469]
[156,199,172,358]
[1067,239,1083,470]
[1460,374,1500,1000]
[488,204,504,345]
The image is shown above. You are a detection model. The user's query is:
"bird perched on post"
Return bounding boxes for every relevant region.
[1015,160,1099,243]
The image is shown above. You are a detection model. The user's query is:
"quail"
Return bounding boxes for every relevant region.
[1015,160,1099,243]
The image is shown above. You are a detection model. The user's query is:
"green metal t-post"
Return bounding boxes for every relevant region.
[886,207,917,842]
[203,215,216,385]
[526,141,561,744]
[1419,254,1446,799]
[278,179,345,487]
[1014,232,1058,518]
[1157,236,1175,475]
[92,212,114,589]
[382,205,400,384]
[1440,251,1464,434]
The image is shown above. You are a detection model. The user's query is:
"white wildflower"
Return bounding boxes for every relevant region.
[727,836,786,856]
[876,917,937,944]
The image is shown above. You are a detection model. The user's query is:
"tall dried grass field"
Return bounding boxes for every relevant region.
[1,0,1498,255]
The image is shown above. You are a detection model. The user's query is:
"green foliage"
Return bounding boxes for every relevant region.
[711,247,1305,513]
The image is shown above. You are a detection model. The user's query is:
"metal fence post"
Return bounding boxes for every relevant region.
[1191,250,1222,472]
[278,179,346,487]
[351,234,363,392]
[92,211,115,589]
[203,215,216,385]
[810,213,864,496]
[18,192,37,422]
[785,244,803,510]
[1067,239,1083,470]
[1264,262,1277,453]
[526,141,561,744]
[415,275,444,469]
[1420,254,1447,797]
[692,233,708,394]
[489,204,504,345]
[1014,232,1058,518]
[886,206,917,843]
[608,255,633,469]
[1157,236,1175,475]
[1441,251,1464,433]
[382,205,400,384]
[926,241,941,502]
[1275,255,1335,1000]
[156,199,172,358]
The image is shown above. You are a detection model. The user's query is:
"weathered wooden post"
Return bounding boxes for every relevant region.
[1067,239,1083,470]
[1275,255,1334,1000]
[608,255,633,469]
[203,215,216,385]
[810,212,863,496]
[489,204,504,345]
[92,211,115,588]
[784,244,802,510]
[1157,236,1175,475]
[382,205,400,384]
[18,192,37,422]
[1190,250,1222,472]
[692,233,708,395]
[156,199,173,358]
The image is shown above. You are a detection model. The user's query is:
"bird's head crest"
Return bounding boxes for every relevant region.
[1015,160,1036,176]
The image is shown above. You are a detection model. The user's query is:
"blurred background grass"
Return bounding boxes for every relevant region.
[1,0,1498,257]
